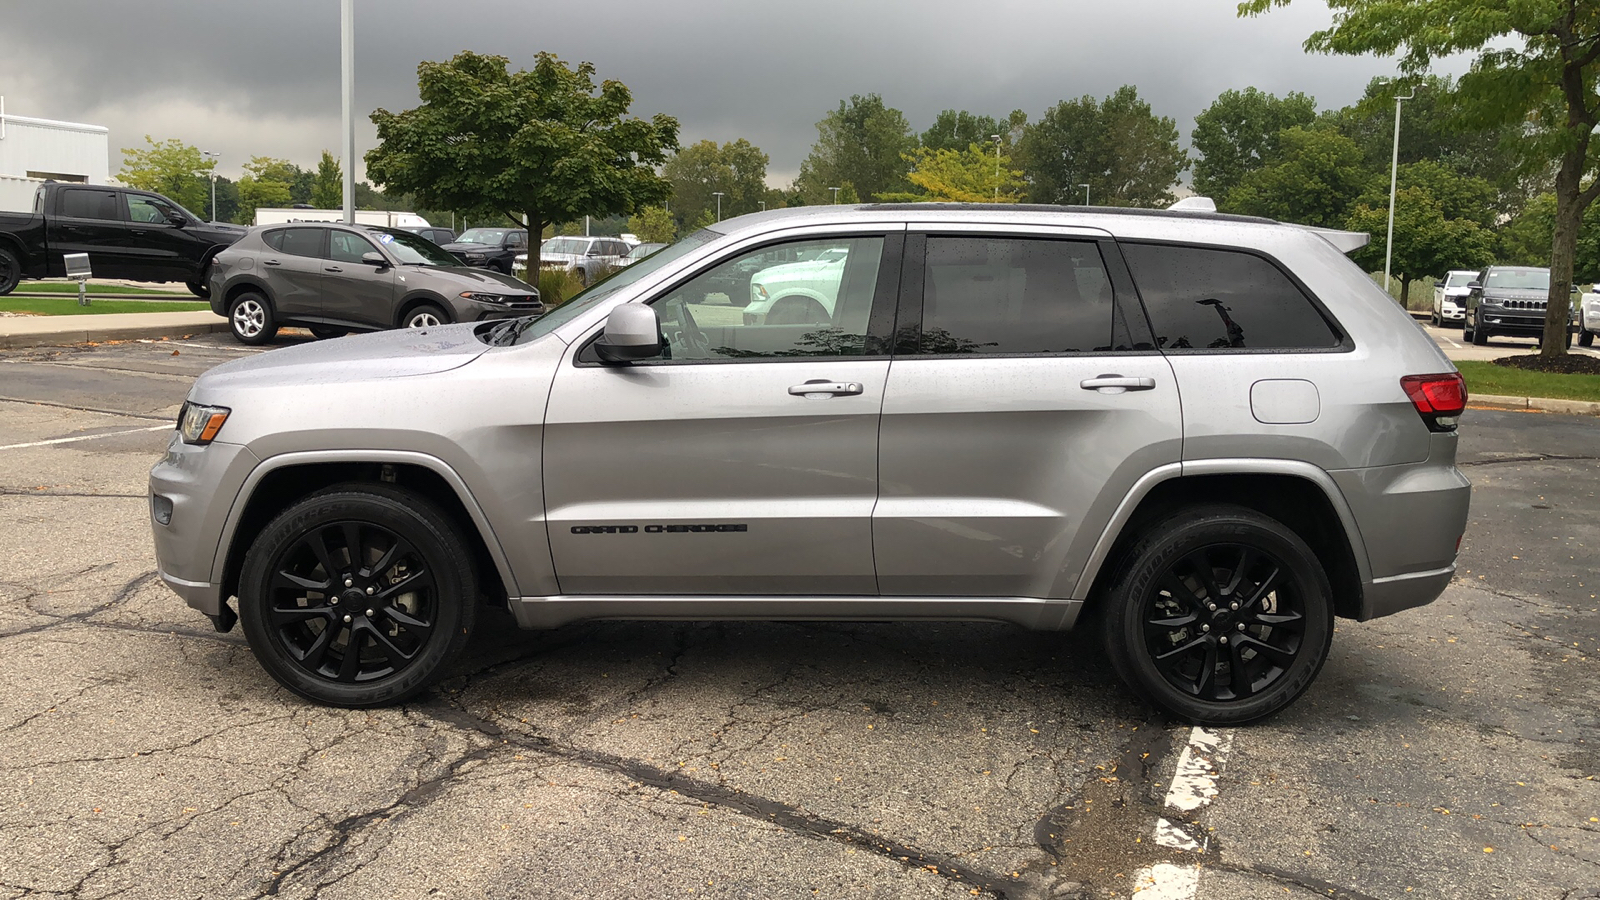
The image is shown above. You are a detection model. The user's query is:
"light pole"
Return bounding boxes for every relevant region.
[712,191,725,222]
[1384,82,1418,299]
[340,0,355,224]
[201,150,220,221]
[829,186,841,204]
[1080,184,1090,206]
[758,200,766,212]
[991,134,1002,201]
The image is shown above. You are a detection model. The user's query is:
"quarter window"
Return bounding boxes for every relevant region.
[918,237,1114,354]
[1121,243,1341,351]
[646,236,885,361]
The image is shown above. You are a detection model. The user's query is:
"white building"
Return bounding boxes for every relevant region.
[0,100,111,212]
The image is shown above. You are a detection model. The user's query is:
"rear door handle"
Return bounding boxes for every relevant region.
[324,266,343,273]
[788,380,864,397]
[1080,374,1156,394]
[263,259,282,266]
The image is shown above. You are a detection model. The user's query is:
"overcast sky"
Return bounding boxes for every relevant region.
[0,0,1473,188]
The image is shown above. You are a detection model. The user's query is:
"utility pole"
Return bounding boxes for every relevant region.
[1384,83,1418,299]
[991,134,1002,201]
[829,187,841,204]
[1080,184,1090,206]
[712,191,725,222]
[340,0,355,225]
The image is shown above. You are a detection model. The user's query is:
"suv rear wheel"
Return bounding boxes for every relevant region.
[228,291,278,345]
[238,484,479,707]
[1100,505,1334,725]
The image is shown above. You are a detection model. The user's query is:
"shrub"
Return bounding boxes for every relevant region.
[536,268,587,307]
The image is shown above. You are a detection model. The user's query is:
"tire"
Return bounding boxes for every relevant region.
[228,291,278,345]
[0,246,21,296]
[1429,309,1439,327]
[1581,327,1594,348]
[402,303,449,329]
[1470,317,1488,346]
[1099,504,1335,725]
[310,326,348,340]
[238,484,479,707]
[187,259,212,299]
[767,296,830,326]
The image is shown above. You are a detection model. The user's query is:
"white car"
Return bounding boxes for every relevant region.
[536,236,631,284]
[743,247,851,325]
[1580,287,1600,347]
[1432,269,1476,326]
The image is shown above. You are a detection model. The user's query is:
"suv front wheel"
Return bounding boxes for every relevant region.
[1100,505,1334,725]
[238,484,479,707]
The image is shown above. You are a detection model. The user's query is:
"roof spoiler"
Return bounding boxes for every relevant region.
[1301,227,1370,255]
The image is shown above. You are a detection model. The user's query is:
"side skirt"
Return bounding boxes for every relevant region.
[508,596,1084,632]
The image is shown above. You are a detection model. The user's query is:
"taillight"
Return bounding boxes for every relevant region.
[1401,373,1467,432]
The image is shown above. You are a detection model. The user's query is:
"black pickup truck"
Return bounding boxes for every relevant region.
[0,182,245,297]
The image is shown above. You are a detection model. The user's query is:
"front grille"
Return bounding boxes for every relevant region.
[1493,299,1546,310]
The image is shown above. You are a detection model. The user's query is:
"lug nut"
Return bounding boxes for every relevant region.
[342,614,352,623]
[1237,622,1246,631]
[1208,603,1217,611]
[366,586,375,595]
[344,577,353,588]
[1220,636,1229,645]
[1201,624,1211,633]
[365,609,374,617]
[1230,602,1239,610]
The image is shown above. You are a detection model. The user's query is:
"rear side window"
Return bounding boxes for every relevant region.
[919,237,1113,354]
[272,228,324,258]
[59,189,120,221]
[1121,243,1341,351]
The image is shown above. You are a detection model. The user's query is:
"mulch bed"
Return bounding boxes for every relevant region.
[1492,353,1600,375]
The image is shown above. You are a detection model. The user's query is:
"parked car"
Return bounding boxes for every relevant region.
[1463,265,1578,346]
[153,203,1470,724]
[1431,269,1476,326]
[439,228,529,274]
[0,181,244,297]
[1579,287,1600,347]
[742,246,851,324]
[404,226,456,246]
[619,242,667,267]
[208,222,542,345]
[534,235,632,284]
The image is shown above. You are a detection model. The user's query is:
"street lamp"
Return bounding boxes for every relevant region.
[1382,80,1419,299]
[201,150,220,221]
[712,191,725,222]
[991,134,1002,201]
[1080,184,1090,206]
[829,186,841,204]
[758,200,766,212]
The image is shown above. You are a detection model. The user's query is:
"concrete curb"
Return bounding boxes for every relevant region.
[1471,393,1600,416]
[0,314,231,350]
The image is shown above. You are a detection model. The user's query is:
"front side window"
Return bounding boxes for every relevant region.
[918,237,1114,355]
[1445,272,1475,288]
[327,230,379,264]
[646,235,885,361]
[506,232,526,248]
[543,237,589,255]
[59,189,120,221]
[456,228,509,245]
[126,195,176,224]
[1122,243,1341,351]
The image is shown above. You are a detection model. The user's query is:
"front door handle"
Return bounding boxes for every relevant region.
[263,259,282,266]
[788,380,864,398]
[1080,374,1157,394]
[324,266,343,273]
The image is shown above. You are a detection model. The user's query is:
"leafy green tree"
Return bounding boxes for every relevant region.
[234,156,298,224]
[1497,192,1557,267]
[919,109,1027,152]
[1190,88,1318,200]
[117,136,212,214]
[1345,184,1497,302]
[1223,126,1375,226]
[793,94,917,205]
[663,138,770,227]
[1240,0,1600,359]
[367,51,679,273]
[311,151,343,209]
[628,206,676,243]
[877,143,1026,203]
[1018,85,1187,207]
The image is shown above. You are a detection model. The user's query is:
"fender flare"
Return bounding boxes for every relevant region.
[396,291,451,327]
[210,449,520,599]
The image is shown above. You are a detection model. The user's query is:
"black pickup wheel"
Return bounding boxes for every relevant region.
[0,247,21,296]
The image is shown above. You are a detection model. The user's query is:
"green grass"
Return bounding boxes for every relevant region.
[1456,360,1600,402]
[16,282,187,295]
[0,297,214,316]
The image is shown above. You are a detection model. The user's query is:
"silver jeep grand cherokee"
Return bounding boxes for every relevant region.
[150,204,1471,724]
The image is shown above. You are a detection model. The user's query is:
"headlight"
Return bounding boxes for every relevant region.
[177,401,230,445]
[460,292,507,304]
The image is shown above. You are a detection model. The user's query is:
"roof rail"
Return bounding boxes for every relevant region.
[1168,197,1217,212]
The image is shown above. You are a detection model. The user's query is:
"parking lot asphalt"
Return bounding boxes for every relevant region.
[0,334,1596,900]
[1416,316,1600,363]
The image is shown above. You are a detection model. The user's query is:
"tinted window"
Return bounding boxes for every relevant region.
[1122,243,1340,351]
[506,232,526,248]
[919,237,1113,355]
[647,236,884,361]
[327,230,378,263]
[59,189,120,221]
[126,195,176,224]
[275,228,324,258]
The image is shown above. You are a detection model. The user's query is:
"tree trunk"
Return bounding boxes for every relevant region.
[523,212,542,288]
[1545,152,1584,359]
[1399,274,1413,310]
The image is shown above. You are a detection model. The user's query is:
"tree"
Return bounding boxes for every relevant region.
[877,143,1026,203]
[1239,0,1600,360]
[117,136,212,215]
[367,51,679,273]
[1223,126,1375,226]
[311,151,343,209]
[628,206,676,243]
[1345,184,1497,302]
[919,109,1027,152]
[1191,88,1318,199]
[234,156,297,224]
[1017,85,1187,207]
[662,138,769,227]
[793,94,917,205]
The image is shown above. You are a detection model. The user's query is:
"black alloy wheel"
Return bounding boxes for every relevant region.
[1101,505,1333,725]
[239,485,477,707]
[0,247,21,296]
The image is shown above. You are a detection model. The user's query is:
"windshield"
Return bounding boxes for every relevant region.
[627,243,666,260]
[368,227,460,266]
[542,237,591,255]
[511,228,721,346]
[1445,272,1475,288]
[456,228,509,245]
[1485,268,1550,291]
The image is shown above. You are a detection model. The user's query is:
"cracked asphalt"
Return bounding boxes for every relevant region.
[0,334,1596,900]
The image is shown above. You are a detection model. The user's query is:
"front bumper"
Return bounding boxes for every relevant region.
[149,436,260,621]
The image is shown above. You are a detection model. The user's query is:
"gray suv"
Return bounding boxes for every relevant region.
[209,223,542,344]
[152,204,1472,724]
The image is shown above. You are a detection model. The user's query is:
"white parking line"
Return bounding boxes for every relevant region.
[1135,726,1233,898]
[0,425,170,451]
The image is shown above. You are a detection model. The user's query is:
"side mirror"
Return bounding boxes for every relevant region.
[167,213,188,227]
[361,251,387,268]
[594,304,662,364]
[1433,281,1444,288]
[1466,282,1481,290]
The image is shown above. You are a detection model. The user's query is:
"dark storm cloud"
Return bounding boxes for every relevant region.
[0,0,1471,184]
